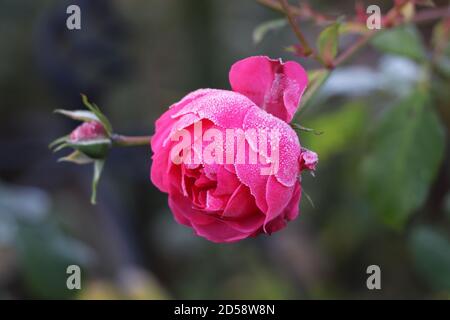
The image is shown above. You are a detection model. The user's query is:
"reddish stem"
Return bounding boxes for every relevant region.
[278,0,313,56]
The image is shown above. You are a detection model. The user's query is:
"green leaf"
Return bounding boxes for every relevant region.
[291,123,323,135]
[91,160,105,205]
[58,150,94,165]
[300,101,367,161]
[252,19,287,45]
[432,20,450,57]
[409,226,450,292]
[371,25,426,61]
[16,222,89,299]
[54,109,99,122]
[339,22,369,35]
[362,91,445,228]
[81,94,113,136]
[317,22,340,65]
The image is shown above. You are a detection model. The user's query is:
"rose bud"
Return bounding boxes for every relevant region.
[68,121,111,159]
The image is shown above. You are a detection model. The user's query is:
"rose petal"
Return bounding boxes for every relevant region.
[234,160,269,213]
[223,184,260,218]
[172,89,254,129]
[213,166,241,197]
[151,89,209,153]
[222,213,265,233]
[150,147,171,192]
[229,56,308,123]
[191,218,249,243]
[264,175,294,229]
[284,181,301,221]
[168,190,215,226]
[242,106,301,187]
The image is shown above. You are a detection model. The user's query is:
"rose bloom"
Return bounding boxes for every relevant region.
[150,56,317,243]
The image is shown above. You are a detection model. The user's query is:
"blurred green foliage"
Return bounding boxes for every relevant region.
[302,101,367,161]
[363,91,445,228]
[372,25,427,61]
[409,226,450,294]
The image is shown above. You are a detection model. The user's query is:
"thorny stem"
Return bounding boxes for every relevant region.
[73,4,450,152]
[111,134,152,147]
[262,0,450,69]
[333,5,450,68]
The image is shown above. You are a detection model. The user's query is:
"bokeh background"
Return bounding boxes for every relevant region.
[0,0,449,299]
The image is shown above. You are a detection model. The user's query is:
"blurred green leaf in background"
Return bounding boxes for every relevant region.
[409,227,450,295]
[362,91,445,228]
[301,101,368,162]
[371,25,427,62]
[0,183,91,299]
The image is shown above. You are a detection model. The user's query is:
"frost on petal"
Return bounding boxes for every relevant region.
[242,106,301,187]
[172,89,255,129]
[149,66,312,243]
[229,56,308,123]
[234,107,301,218]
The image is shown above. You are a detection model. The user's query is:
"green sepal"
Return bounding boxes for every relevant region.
[54,109,100,122]
[91,160,105,205]
[58,150,94,165]
[81,94,113,136]
[67,138,112,160]
[49,135,69,150]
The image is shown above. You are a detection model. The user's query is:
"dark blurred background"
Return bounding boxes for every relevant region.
[0,0,449,299]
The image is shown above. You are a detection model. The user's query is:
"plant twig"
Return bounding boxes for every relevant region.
[261,0,450,69]
[332,30,377,67]
[412,6,450,24]
[257,0,333,25]
[278,0,313,56]
[333,5,450,68]
[111,134,152,147]
[258,0,299,15]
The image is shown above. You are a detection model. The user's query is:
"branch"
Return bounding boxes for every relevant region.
[260,0,450,69]
[413,6,450,24]
[111,134,152,147]
[333,5,450,68]
[333,31,377,67]
[278,0,313,56]
[257,0,333,25]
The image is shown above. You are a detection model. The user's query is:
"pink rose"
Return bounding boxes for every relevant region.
[150,56,317,243]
